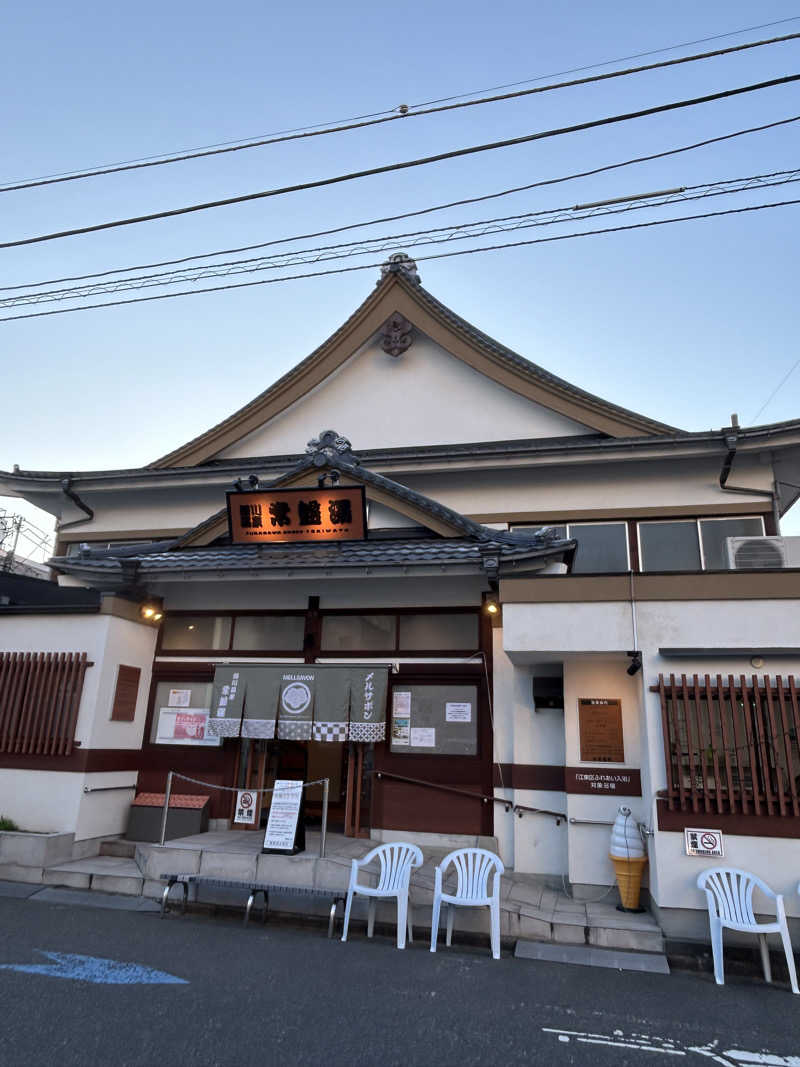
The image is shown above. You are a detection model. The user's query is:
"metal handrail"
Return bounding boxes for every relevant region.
[373,770,565,824]
[158,771,330,857]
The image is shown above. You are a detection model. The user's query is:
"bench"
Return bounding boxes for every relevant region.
[160,874,346,936]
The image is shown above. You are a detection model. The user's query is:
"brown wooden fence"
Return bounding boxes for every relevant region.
[654,673,800,818]
[0,652,90,756]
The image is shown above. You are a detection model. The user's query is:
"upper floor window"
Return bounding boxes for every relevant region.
[511,522,629,573]
[638,516,765,571]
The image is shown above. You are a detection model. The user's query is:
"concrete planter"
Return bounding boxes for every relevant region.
[0,831,75,868]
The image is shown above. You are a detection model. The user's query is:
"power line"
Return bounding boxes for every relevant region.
[750,358,800,423]
[412,16,800,107]
[4,26,800,193]
[3,74,798,251]
[1,197,797,324]
[5,113,798,293]
[5,171,798,308]
[6,32,800,196]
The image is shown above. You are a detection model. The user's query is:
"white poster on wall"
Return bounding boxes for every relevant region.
[263,780,303,851]
[167,689,192,707]
[445,702,472,723]
[155,708,220,747]
[410,727,436,748]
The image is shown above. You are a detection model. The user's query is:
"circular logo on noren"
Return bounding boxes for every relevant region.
[281,682,311,715]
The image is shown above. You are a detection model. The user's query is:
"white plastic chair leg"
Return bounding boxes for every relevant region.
[490,899,501,960]
[341,889,354,943]
[367,898,376,939]
[779,922,800,994]
[430,897,441,953]
[407,904,414,945]
[446,904,455,947]
[759,934,772,984]
[396,896,408,950]
[710,919,725,985]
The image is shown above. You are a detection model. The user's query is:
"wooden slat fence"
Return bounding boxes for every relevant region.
[0,652,90,756]
[654,673,800,817]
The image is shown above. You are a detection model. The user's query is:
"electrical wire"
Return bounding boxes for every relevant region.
[4,31,799,194]
[5,171,797,307]
[1,197,797,324]
[749,358,800,423]
[2,74,798,251]
[6,16,798,190]
[5,113,798,293]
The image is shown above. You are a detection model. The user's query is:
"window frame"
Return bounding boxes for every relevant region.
[637,515,766,572]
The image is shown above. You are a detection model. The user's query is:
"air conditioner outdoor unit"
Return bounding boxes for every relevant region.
[725,535,800,569]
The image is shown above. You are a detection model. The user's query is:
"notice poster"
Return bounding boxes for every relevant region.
[167,689,192,707]
[409,727,436,748]
[263,780,303,851]
[155,708,220,747]
[445,702,472,723]
[234,790,257,826]
[391,691,411,746]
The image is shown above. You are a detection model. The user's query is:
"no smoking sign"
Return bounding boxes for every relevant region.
[234,789,257,826]
[684,827,724,858]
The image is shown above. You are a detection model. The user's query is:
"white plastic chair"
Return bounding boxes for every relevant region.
[341,842,423,949]
[697,867,798,993]
[430,847,504,960]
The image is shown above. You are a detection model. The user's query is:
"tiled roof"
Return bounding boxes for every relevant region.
[56,534,572,576]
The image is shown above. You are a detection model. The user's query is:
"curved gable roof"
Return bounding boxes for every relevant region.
[150,268,679,469]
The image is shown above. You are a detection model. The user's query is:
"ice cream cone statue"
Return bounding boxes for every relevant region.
[609,805,647,911]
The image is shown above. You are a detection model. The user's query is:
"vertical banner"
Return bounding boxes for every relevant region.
[348,667,388,742]
[312,669,350,742]
[277,670,315,740]
[208,667,247,738]
[240,668,280,739]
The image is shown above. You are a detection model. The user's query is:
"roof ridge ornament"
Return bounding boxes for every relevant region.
[305,430,361,467]
[379,252,421,286]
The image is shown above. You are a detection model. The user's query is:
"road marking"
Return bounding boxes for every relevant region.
[544,1028,800,1066]
[0,951,188,985]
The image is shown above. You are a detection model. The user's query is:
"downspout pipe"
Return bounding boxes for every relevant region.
[718,415,776,518]
[57,478,94,531]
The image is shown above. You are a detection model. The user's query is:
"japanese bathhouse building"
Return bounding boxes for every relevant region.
[2,253,800,940]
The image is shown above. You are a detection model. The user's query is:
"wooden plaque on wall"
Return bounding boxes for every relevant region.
[578,698,624,763]
[111,665,141,722]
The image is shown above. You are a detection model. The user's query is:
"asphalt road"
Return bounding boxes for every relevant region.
[0,891,798,1067]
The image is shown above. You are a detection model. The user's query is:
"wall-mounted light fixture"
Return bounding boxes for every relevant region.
[482,593,502,625]
[626,651,642,676]
[139,602,164,624]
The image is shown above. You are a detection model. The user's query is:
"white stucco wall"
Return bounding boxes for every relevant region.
[0,612,157,839]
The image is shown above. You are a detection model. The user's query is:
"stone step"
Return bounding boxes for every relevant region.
[514,939,670,974]
[43,856,145,897]
[99,839,137,859]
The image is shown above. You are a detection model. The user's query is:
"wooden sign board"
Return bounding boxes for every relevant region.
[578,698,624,763]
[227,487,366,544]
[565,768,641,796]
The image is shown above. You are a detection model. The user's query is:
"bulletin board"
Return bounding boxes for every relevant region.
[390,684,478,756]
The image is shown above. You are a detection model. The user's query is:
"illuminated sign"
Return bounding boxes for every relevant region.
[227,487,367,544]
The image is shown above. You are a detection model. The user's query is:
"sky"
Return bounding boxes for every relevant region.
[1,0,799,554]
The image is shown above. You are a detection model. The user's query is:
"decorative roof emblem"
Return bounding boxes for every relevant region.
[380,313,414,357]
[305,429,360,467]
[380,252,421,285]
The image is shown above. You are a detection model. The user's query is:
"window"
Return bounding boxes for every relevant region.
[231,615,305,651]
[510,523,628,573]
[160,615,232,650]
[321,614,397,651]
[699,517,765,570]
[637,516,765,571]
[149,679,219,746]
[639,521,701,571]
[397,614,478,651]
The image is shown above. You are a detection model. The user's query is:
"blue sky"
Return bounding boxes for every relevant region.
[2,1,799,545]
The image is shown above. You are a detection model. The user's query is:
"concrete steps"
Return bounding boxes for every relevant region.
[42,856,145,896]
[99,839,137,859]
